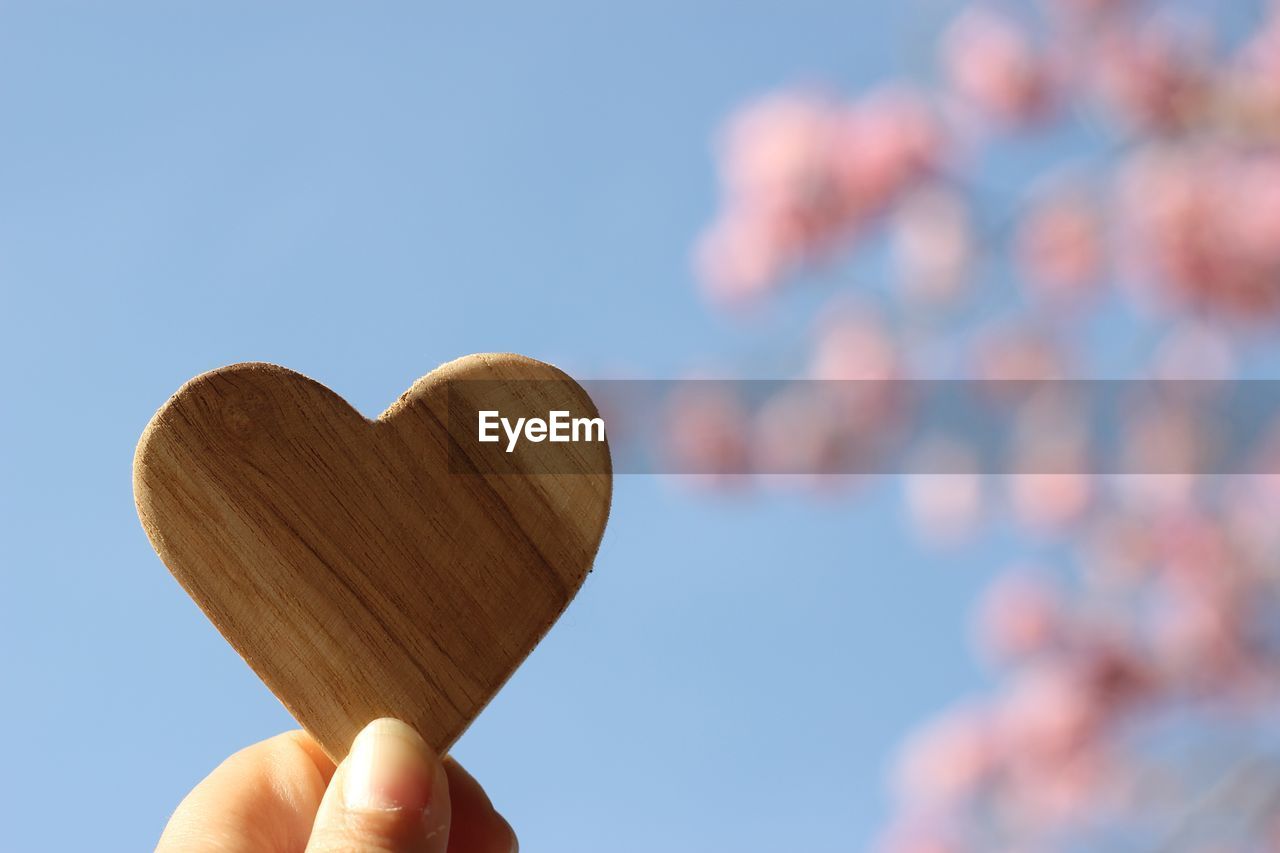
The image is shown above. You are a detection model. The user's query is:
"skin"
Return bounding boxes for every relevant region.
[157,719,518,853]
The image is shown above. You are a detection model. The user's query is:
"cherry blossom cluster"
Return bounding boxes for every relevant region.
[686,0,1280,848]
[697,0,1280,320]
[883,478,1280,850]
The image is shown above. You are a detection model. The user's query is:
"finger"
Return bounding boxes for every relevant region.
[443,759,519,853]
[305,718,451,853]
[157,730,336,853]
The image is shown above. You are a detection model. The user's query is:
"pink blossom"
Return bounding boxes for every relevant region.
[892,187,974,305]
[1228,10,1280,131]
[1007,398,1093,530]
[1119,145,1280,319]
[972,326,1069,384]
[904,440,985,544]
[1149,325,1235,382]
[698,88,944,302]
[804,307,907,478]
[719,92,839,205]
[975,571,1064,663]
[1046,0,1131,22]
[1240,9,1280,84]
[1080,514,1159,586]
[833,87,945,212]
[1000,748,1116,829]
[893,703,995,806]
[1150,581,1245,685]
[1009,472,1092,531]
[1015,194,1104,303]
[809,306,901,382]
[942,8,1054,125]
[662,385,752,482]
[750,386,845,480]
[1115,398,1209,511]
[997,659,1102,762]
[996,645,1148,764]
[877,821,966,853]
[698,92,849,304]
[696,211,792,305]
[1092,21,1207,133]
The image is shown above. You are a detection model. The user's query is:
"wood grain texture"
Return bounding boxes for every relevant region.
[134,354,612,760]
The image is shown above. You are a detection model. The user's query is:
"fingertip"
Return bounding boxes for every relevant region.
[344,718,444,812]
[306,718,451,853]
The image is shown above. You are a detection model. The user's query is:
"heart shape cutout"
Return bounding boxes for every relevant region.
[134,354,611,759]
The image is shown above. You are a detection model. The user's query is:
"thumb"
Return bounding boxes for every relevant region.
[305,718,451,853]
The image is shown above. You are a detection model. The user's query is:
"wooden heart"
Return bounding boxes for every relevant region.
[134,354,611,760]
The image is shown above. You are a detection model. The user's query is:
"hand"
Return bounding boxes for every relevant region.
[157,718,518,853]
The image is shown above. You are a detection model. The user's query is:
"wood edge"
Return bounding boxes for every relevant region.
[431,485,613,759]
[379,353,553,418]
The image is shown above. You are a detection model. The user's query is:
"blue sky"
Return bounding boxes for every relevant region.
[0,2,1031,850]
